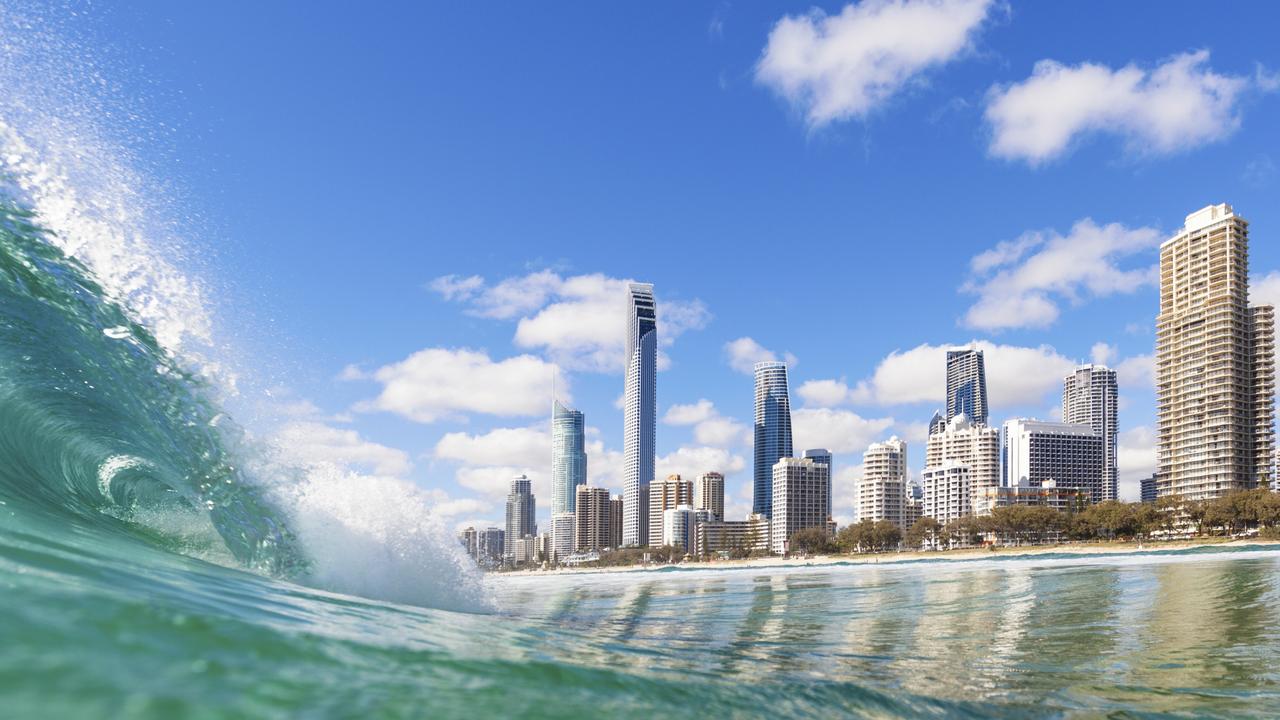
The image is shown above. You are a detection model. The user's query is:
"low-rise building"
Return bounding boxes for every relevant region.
[971,481,1089,516]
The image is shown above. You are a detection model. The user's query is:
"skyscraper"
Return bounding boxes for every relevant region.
[946,348,989,426]
[858,438,907,528]
[804,448,833,519]
[609,496,623,549]
[753,360,793,517]
[623,283,657,546]
[922,414,999,524]
[504,475,536,558]
[1062,365,1119,501]
[574,485,612,552]
[770,457,830,555]
[695,472,725,521]
[1157,204,1276,499]
[550,513,575,564]
[649,474,694,547]
[551,399,587,516]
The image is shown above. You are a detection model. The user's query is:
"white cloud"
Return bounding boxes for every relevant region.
[987,50,1254,164]
[1116,353,1155,391]
[797,378,858,407]
[434,426,549,469]
[656,446,747,483]
[962,219,1161,331]
[435,426,553,503]
[1252,270,1280,308]
[273,421,412,477]
[832,464,863,526]
[354,348,561,423]
[431,271,710,372]
[853,341,1076,409]
[756,0,996,127]
[724,336,796,375]
[791,407,894,454]
[1117,425,1156,501]
[664,400,751,447]
[1090,342,1116,367]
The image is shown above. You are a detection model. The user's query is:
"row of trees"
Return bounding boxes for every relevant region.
[788,489,1280,556]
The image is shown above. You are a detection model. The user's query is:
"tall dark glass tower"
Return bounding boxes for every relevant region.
[946,348,988,426]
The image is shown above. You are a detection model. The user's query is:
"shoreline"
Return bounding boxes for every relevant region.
[497,537,1280,577]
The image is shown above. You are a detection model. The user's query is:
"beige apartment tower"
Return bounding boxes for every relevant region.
[695,472,725,521]
[649,475,694,547]
[1156,204,1275,499]
[857,438,908,528]
[574,486,612,552]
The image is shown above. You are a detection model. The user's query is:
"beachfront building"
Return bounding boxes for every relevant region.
[770,457,830,555]
[550,513,575,564]
[662,505,710,554]
[1062,365,1119,501]
[609,496,623,549]
[475,527,505,568]
[695,472,725,522]
[551,399,587,515]
[695,514,771,556]
[1157,203,1276,499]
[504,475,536,559]
[921,465,971,525]
[857,438,908,529]
[804,448,833,519]
[1002,419,1105,502]
[649,475,694,547]
[623,283,657,546]
[754,360,794,518]
[971,481,1089,517]
[574,486,612,552]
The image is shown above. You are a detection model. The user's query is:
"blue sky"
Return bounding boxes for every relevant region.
[67,1,1280,529]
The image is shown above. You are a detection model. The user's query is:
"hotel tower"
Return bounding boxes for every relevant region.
[1156,204,1275,499]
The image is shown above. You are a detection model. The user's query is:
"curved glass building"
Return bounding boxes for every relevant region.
[753,360,793,518]
[551,399,587,516]
[623,283,657,546]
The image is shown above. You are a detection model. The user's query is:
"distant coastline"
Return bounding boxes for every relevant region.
[497,538,1280,577]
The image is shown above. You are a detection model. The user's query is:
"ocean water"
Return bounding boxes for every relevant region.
[2,5,1280,719]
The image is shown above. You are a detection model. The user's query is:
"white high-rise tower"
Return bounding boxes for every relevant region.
[623,283,657,546]
[1062,365,1118,501]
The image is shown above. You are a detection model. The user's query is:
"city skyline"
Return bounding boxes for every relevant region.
[95,3,1280,536]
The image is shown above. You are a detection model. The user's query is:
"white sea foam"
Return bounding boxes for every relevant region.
[268,461,490,613]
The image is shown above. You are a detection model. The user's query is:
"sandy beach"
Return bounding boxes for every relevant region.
[498,537,1280,577]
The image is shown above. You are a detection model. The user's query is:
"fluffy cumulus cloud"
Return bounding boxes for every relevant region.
[756,0,996,127]
[663,400,751,447]
[838,341,1076,410]
[1252,270,1280,308]
[724,336,796,375]
[352,348,561,423]
[430,271,710,372]
[434,426,553,501]
[1117,425,1157,501]
[986,50,1256,164]
[272,421,413,478]
[791,408,894,454]
[797,378,859,407]
[962,219,1162,331]
[1088,343,1157,393]
[656,446,747,483]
